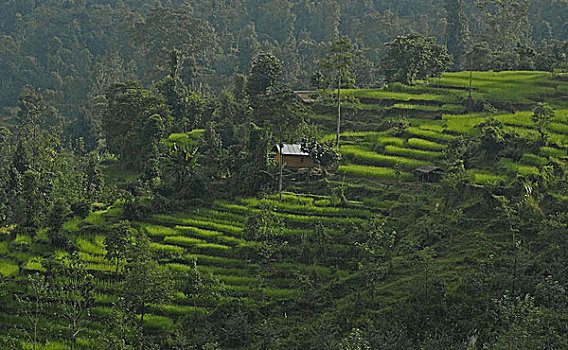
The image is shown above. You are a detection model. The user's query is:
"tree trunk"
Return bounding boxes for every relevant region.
[335,76,341,148]
[279,143,283,201]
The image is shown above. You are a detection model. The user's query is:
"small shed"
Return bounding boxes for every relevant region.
[273,144,314,169]
[293,91,316,104]
[414,165,444,182]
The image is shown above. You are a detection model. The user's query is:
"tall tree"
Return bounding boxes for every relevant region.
[319,38,355,147]
[246,52,283,111]
[381,33,452,85]
[102,81,170,169]
[255,84,304,200]
[444,0,470,69]
[123,231,172,329]
[475,0,531,52]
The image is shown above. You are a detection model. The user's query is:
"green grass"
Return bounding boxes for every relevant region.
[338,164,413,181]
[384,145,443,160]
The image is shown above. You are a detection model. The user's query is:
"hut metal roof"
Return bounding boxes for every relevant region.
[414,165,443,174]
[274,144,309,156]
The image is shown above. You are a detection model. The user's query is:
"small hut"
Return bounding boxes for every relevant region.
[273,144,314,169]
[293,91,316,104]
[414,165,444,182]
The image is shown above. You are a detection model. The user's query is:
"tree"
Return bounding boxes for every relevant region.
[444,0,470,69]
[104,220,135,275]
[123,231,172,329]
[475,0,531,52]
[381,33,452,85]
[319,38,355,147]
[14,273,49,350]
[246,52,283,110]
[531,103,555,145]
[103,81,170,169]
[52,253,95,350]
[255,84,304,200]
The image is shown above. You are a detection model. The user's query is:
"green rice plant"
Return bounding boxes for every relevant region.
[164,236,204,247]
[184,254,245,267]
[405,127,454,141]
[215,235,247,245]
[62,217,82,231]
[195,265,251,276]
[341,145,432,170]
[85,263,115,272]
[241,198,372,217]
[274,211,367,225]
[76,238,106,255]
[384,145,442,160]
[341,88,457,103]
[143,224,178,236]
[216,274,257,285]
[407,138,447,151]
[540,146,567,158]
[150,304,206,316]
[549,122,568,134]
[378,137,405,147]
[361,198,400,210]
[152,214,244,234]
[520,153,548,167]
[137,314,173,331]
[468,169,508,184]
[175,225,223,239]
[262,287,299,299]
[150,242,185,255]
[0,260,19,277]
[338,164,414,181]
[78,252,107,263]
[498,158,540,176]
[196,243,231,251]
[495,111,533,127]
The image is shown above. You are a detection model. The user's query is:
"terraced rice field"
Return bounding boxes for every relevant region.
[309,72,568,185]
[0,192,381,343]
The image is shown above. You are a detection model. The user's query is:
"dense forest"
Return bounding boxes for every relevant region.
[1,0,568,349]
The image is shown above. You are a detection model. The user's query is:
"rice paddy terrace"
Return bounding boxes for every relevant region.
[312,71,568,185]
[1,71,568,348]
